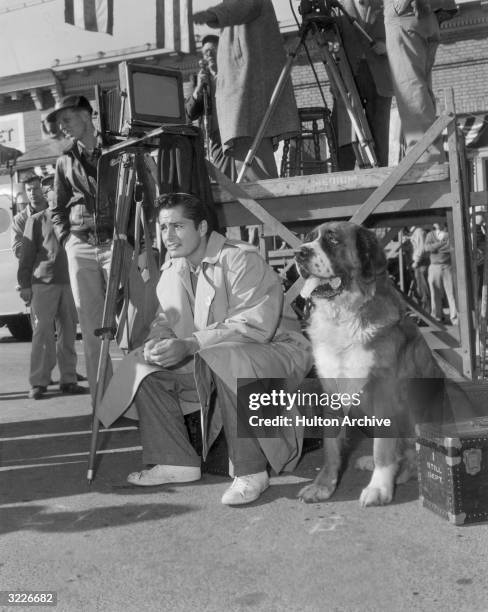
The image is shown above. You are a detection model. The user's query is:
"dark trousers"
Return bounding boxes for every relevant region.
[134,370,267,476]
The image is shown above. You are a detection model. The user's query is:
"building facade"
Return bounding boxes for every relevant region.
[0,1,487,196]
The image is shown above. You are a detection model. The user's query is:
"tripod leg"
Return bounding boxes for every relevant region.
[312,25,378,168]
[236,32,307,183]
[87,153,136,483]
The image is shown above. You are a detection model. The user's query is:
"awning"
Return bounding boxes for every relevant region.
[458,114,488,147]
[0,143,22,176]
[15,137,70,171]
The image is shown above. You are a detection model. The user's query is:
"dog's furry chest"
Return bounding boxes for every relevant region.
[308,303,376,379]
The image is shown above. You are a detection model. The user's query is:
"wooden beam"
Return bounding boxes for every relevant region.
[445,90,475,380]
[215,180,454,228]
[208,163,301,248]
[350,113,454,226]
[214,163,449,205]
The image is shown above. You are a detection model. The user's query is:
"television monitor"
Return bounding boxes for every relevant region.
[113,61,185,136]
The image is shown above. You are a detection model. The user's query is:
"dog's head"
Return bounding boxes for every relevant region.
[295,222,387,300]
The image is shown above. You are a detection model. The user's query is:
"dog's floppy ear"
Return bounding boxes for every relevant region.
[355,226,387,282]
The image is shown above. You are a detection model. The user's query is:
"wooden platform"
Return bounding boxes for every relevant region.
[212,163,487,230]
[210,138,488,382]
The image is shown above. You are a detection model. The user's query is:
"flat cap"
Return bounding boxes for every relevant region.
[45,95,93,123]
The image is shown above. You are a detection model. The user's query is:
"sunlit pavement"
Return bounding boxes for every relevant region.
[1,328,487,612]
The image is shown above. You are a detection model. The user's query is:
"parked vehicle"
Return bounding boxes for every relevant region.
[0,189,32,340]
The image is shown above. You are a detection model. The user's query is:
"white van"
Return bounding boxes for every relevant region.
[0,188,32,340]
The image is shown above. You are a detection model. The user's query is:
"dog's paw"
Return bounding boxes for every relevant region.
[355,455,374,471]
[359,485,393,507]
[298,483,336,503]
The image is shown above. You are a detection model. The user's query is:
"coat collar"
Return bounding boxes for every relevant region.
[160,231,257,272]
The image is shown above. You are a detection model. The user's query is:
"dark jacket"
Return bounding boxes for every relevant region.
[51,137,119,245]
[17,209,71,288]
[11,204,47,259]
[425,230,451,265]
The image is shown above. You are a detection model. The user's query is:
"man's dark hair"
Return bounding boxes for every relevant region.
[201,34,219,47]
[156,192,215,236]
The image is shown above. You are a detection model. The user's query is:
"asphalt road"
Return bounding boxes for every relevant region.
[1,327,488,612]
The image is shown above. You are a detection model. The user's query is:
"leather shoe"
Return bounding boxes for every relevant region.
[221,471,269,505]
[28,386,47,400]
[60,383,88,395]
[127,465,201,487]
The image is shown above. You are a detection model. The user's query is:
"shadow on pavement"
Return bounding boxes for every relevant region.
[0,502,197,535]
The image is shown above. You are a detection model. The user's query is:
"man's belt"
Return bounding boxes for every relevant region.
[70,227,112,246]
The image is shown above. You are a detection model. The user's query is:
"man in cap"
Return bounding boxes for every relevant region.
[18,200,86,400]
[11,175,48,259]
[47,95,119,399]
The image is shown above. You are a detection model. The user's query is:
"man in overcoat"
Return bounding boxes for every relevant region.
[193,0,300,181]
[98,193,312,505]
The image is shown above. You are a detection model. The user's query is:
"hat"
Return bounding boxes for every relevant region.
[45,95,93,123]
[41,175,55,189]
[21,173,41,185]
[201,34,219,46]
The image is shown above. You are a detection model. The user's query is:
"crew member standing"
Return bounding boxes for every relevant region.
[18,207,85,399]
[47,95,119,399]
[193,0,300,181]
[384,0,457,163]
[333,0,393,169]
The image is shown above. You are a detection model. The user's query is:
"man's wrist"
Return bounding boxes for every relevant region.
[184,336,199,356]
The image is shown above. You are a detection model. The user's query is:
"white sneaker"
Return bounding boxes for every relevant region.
[127,465,201,487]
[221,471,270,505]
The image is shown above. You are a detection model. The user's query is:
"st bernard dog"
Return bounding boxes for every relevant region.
[295,221,453,507]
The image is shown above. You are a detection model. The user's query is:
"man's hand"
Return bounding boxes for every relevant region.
[144,337,199,368]
[194,69,210,97]
[193,10,217,26]
[371,41,386,56]
[19,288,32,305]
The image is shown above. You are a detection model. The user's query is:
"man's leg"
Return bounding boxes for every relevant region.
[385,12,443,162]
[134,371,201,468]
[211,375,270,505]
[29,284,58,392]
[213,376,267,477]
[428,263,443,320]
[231,137,278,181]
[55,284,79,386]
[415,265,431,311]
[65,236,113,399]
[441,264,458,321]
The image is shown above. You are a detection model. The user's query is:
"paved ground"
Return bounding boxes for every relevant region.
[1,328,488,612]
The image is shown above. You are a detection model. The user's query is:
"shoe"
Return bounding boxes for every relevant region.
[28,386,47,400]
[127,465,201,487]
[450,316,459,326]
[76,372,87,382]
[59,383,88,395]
[221,471,270,506]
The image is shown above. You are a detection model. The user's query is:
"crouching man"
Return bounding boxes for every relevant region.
[98,193,312,505]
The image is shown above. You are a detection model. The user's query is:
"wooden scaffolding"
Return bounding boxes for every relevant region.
[210,92,488,382]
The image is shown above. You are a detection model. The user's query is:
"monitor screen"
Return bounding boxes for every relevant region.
[131,71,182,120]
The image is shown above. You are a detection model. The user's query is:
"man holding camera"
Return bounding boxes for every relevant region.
[186,34,234,179]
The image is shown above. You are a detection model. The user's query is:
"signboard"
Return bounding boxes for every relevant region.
[0,113,25,153]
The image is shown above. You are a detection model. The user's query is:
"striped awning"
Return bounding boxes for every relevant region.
[455,113,488,147]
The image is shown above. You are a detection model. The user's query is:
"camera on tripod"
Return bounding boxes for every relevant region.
[298,0,330,17]
[297,0,337,30]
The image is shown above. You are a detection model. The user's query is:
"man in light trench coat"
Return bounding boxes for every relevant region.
[98,193,312,505]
